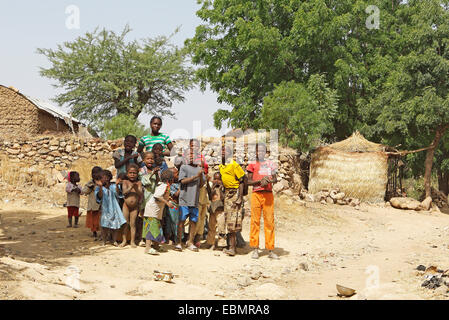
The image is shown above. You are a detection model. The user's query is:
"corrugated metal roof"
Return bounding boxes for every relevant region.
[24,95,81,124]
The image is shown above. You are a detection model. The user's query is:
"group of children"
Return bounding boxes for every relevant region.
[65,132,280,259]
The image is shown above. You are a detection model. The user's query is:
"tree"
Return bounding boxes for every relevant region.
[261,75,338,151]
[362,0,449,198]
[187,0,400,138]
[38,25,195,129]
[100,114,150,140]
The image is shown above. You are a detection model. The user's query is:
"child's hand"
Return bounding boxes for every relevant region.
[95,180,103,187]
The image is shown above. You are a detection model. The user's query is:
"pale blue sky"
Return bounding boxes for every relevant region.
[0,0,231,138]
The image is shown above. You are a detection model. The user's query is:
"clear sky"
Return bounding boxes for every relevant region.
[0,0,231,138]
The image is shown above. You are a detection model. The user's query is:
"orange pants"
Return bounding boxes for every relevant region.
[250,191,275,250]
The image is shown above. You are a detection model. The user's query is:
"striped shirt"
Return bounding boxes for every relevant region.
[138,133,172,152]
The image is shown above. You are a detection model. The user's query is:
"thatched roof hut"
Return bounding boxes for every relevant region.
[308,132,395,202]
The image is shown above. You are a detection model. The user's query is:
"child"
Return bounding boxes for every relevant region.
[139,152,159,246]
[219,144,246,256]
[152,143,169,174]
[163,167,181,248]
[178,142,205,252]
[121,164,144,248]
[205,172,226,249]
[95,170,127,246]
[143,169,175,255]
[66,171,82,228]
[247,143,279,260]
[82,166,103,239]
[113,135,143,178]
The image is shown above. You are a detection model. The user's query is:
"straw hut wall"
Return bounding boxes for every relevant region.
[308,132,389,202]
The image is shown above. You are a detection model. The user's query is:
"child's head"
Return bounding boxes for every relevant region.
[124,135,137,152]
[256,143,267,160]
[213,172,221,181]
[152,143,163,157]
[143,151,155,168]
[160,169,174,184]
[170,167,179,180]
[174,155,185,171]
[69,171,80,184]
[117,172,128,182]
[150,116,162,134]
[100,170,113,185]
[126,163,139,181]
[91,166,103,181]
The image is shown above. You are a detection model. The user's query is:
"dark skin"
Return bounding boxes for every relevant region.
[221,144,245,205]
[179,144,204,248]
[139,153,159,217]
[137,118,173,156]
[121,167,144,248]
[247,145,277,187]
[221,144,246,256]
[115,138,141,171]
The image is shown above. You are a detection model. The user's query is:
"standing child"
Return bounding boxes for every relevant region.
[66,171,82,228]
[205,172,226,249]
[178,140,205,252]
[113,135,143,178]
[247,143,279,260]
[82,166,103,239]
[143,169,175,255]
[163,167,181,248]
[95,170,127,246]
[121,164,144,248]
[219,144,246,256]
[139,151,159,246]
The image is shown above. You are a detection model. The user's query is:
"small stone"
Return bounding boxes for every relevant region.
[298,262,309,271]
[214,290,225,297]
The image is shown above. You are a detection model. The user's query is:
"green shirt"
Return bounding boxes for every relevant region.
[139,133,172,152]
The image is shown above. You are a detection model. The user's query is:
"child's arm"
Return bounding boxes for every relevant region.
[94,182,103,203]
[121,180,134,195]
[114,153,139,169]
[205,176,212,199]
[180,169,202,185]
[155,196,175,209]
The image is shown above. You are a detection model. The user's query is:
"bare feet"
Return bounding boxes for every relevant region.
[131,243,137,248]
[119,241,127,248]
[223,248,236,256]
[113,241,119,247]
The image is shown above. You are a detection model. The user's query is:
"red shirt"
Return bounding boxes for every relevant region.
[247,160,277,192]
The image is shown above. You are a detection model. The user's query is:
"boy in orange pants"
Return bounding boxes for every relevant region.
[247,143,279,260]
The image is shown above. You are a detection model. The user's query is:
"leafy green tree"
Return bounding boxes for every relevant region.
[362,0,449,197]
[262,75,338,151]
[188,0,400,138]
[38,25,194,129]
[99,114,150,140]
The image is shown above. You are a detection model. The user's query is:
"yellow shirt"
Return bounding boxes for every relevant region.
[219,160,245,189]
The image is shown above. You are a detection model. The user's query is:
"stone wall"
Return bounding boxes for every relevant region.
[0,136,118,170]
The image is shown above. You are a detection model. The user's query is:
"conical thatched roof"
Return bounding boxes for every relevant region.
[327,131,387,153]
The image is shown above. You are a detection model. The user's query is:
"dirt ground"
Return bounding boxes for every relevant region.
[1,196,449,300]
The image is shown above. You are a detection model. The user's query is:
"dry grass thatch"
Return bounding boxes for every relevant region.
[327,131,386,153]
[308,147,388,202]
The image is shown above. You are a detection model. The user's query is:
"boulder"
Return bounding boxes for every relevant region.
[420,197,432,211]
[390,197,422,210]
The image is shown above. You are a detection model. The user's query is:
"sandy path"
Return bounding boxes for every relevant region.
[1,199,449,300]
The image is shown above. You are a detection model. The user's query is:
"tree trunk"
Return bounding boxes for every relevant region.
[438,169,449,196]
[424,125,448,198]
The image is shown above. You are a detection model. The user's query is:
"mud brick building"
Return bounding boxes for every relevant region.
[0,85,81,136]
